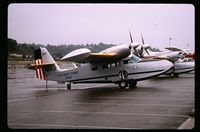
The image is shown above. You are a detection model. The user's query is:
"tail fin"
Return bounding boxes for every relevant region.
[36,47,55,64]
[28,47,60,80]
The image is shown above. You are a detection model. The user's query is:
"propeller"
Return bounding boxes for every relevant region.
[140,33,150,57]
[129,30,133,44]
[129,29,140,56]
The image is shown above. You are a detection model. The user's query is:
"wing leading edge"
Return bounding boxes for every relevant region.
[61,45,130,63]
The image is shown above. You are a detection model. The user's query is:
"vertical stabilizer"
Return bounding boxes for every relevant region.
[39,47,56,64]
[33,47,60,80]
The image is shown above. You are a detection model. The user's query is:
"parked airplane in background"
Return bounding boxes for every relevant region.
[165,46,195,60]
[128,31,195,77]
[28,43,172,89]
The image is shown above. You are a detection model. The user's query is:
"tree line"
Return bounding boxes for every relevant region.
[8,38,160,60]
[8,38,115,60]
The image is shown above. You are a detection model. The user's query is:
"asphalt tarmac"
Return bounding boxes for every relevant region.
[7,67,194,129]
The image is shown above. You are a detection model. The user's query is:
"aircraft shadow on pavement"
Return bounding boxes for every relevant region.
[33,83,166,99]
[77,86,132,102]
[76,85,164,102]
[34,90,56,97]
[150,74,194,81]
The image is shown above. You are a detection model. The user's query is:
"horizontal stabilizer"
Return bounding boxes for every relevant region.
[28,62,55,70]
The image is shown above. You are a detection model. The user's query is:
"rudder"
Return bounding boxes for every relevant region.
[29,47,60,80]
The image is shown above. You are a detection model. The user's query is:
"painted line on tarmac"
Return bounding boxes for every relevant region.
[8,97,36,103]
[8,123,141,129]
[24,84,113,91]
[72,102,193,108]
[72,84,113,89]
[42,110,189,118]
[178,117,194,129]
[97,96,194,101]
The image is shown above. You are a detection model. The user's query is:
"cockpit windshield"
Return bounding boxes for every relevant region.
[123,54,141,64]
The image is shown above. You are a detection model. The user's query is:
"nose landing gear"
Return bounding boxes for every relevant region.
[67,82,71,90]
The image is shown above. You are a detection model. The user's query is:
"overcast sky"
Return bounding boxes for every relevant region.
[8,4,194,51]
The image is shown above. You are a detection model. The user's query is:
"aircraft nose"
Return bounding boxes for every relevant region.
[162,60,173,70]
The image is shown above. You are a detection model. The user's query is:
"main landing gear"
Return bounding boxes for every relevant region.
[169,67,179,78]
[118,70,137,89]
[67,82,71,90]
[118,80,137,89]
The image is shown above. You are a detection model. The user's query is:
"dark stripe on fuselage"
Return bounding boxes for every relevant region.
[68,69,164,83]
[164,67,194,75]
[175,67,194,70]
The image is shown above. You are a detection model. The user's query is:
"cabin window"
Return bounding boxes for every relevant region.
[111,62,119,67]
[123,60,129,64]
[123,55,141,65]
[102,64,108,69]
[76,64,81,67]
[91,66,98,71]
[108,63,119,68]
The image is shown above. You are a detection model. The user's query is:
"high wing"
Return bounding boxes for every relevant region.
[143,55,169,60]
[60,45,131,63]
[88,52,117,63]
[143,51,183,62]
[165,46,182,52]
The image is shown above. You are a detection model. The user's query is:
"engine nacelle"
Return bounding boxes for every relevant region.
[143,44,150,49]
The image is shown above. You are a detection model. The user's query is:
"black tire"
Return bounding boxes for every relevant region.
[169,72,174,78]
[119,80,128,89]
[174,73,179,78]
[129,81,137,89]
[67,83,71,90]
[169,67,175,78]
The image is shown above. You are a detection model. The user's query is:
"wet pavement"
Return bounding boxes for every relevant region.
[7,67,194,129]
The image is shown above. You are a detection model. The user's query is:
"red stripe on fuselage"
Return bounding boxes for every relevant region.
[41,59,46,80]
[38,59,43,80]
[35,59,46,80]
[35,60,39,79]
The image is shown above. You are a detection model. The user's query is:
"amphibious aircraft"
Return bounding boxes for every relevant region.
[28,44,173,89]
[130,32,195,77]
[165,46,195,60]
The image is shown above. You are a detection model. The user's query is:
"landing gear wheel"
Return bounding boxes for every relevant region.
[169,73,174,78]
[67,83,71,90]
[169,67,175,78]
[174,73,179,78]
[119,80,128,89]
[129,81,137,89]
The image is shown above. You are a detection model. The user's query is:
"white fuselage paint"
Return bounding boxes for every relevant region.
[165,61,195,75]
[44,59,172,84]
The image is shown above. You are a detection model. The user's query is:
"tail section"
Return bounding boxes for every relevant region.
[28,47,60,80]
[36,47,55,64]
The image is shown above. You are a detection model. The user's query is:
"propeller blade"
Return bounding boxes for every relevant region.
[141,33,145,44]
[140,46,144,57]
[129,29,133,43]
[139,33,145,57]
[145,48,150,55]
